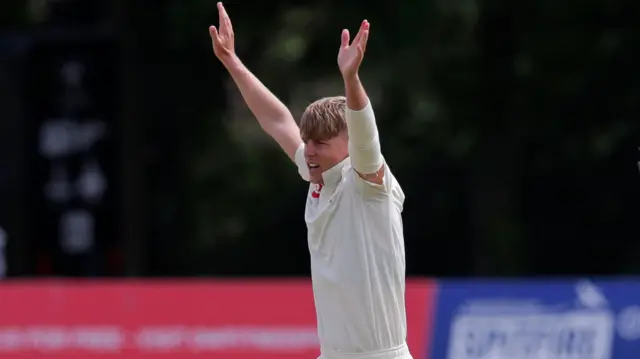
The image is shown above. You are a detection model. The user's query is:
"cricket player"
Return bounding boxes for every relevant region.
[209,3,410,358]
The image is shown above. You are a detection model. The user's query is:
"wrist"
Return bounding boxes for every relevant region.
[342,73,360,86]
[343,73,368,111]
[222,54,243,72]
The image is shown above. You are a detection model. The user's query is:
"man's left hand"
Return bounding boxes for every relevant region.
[338,20,370,79]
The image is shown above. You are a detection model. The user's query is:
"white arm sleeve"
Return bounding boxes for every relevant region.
[294,142,310,181]
[346,101,383,174]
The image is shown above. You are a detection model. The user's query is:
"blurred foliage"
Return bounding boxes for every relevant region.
[120,0,640,277]
[0,0,28,27]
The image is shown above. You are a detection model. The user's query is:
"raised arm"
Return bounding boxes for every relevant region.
[209,2,302,161]
[338,20,385,184]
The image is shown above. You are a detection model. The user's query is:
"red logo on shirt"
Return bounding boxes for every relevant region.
[311,184,323,198]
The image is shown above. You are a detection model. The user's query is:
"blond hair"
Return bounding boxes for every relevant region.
[300,96,347,141]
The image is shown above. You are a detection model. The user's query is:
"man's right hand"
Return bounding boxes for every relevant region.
[209,2,235,64]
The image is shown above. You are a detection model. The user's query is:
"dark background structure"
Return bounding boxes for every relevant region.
[0,0,638,278]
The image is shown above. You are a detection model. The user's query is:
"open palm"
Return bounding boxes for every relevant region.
[338,20,370,78]
[209,2,235,61]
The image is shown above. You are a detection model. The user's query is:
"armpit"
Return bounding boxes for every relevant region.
[355,164,385,185]
[350,162,392,198]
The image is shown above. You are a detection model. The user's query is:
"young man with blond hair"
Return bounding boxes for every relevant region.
[209,3,410,359]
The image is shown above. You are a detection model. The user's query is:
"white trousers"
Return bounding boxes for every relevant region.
[319,343,412,359]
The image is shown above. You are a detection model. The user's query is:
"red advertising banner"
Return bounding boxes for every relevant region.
[0,279,435,359]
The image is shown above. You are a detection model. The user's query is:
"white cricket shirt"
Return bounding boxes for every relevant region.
[295,145,408,355]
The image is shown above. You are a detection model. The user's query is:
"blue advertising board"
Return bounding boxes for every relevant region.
[430,279,640,359]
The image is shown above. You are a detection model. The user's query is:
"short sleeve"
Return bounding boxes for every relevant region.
[295,143,310,182]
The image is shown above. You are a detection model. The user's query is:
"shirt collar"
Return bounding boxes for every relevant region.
[322,156,350,188]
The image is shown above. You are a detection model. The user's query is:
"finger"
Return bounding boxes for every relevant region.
[356,44,365,62]
[362,19,370,31]
[341,29,350,48]
[217,3,225,28]
[352,20,369,46]
[209,26,220,44]
[217,2,231,34]
[220,3,233,32]
[360,30,369,53]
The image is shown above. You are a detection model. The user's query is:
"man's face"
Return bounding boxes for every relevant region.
[303,133,348,184]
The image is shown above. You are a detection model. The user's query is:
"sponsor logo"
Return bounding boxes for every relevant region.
[446,281,619,359]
